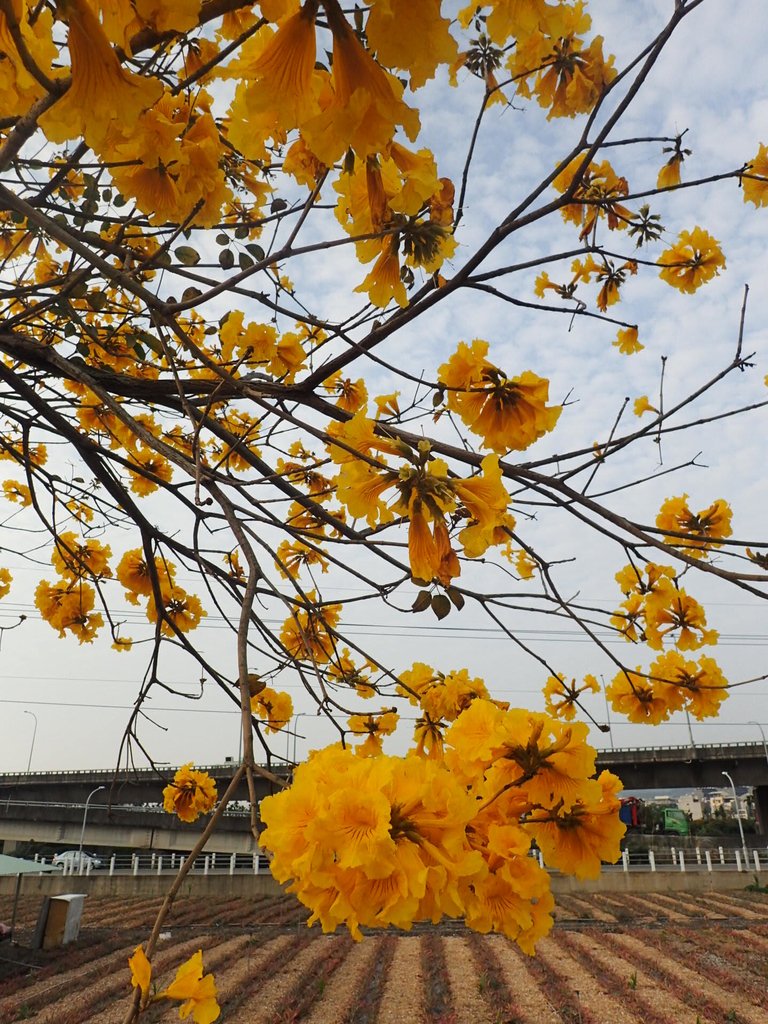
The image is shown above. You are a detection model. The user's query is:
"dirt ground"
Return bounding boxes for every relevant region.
[1,888,767,1022]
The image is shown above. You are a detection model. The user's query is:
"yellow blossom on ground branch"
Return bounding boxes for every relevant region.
[162,764,218,823]
[158,950,220,1024]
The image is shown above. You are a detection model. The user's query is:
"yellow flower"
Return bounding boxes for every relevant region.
[543,674,599,721]
[146,588,206,637]
[649,651,728,721]
[644,590,718,652]
[116,548,175,605]
[657,152,683,189]
[159,950,220,1024]
[525,771,625,880]
[2,480,31,505]
[251,686,294,732]
[129,945,151,1000]
[742,143,768,207]
[613,326,642,355]
[354,236,408,309]
[51,532,112,580]
[606,668,683,724]
[365,0,457,89]
[301,3,419,164]
[39,0,162,150]
[248,5,318,126]
[633,395,657,417]
[454,455,511,558]
[552,156,632,240]
[656,494,733,559]
[0,568,11,600]
[658,227,725,293]
[280,592,341,663]
[438,339,561,453]
[162,764,218,823]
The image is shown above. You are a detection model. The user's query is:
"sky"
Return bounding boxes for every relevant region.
[1,0,767,777]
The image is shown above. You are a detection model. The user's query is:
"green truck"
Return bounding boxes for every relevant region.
[619,797,690,836]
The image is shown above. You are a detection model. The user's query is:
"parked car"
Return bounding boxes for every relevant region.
[52,850,103,870]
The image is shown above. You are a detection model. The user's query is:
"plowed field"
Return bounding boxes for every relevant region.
[1,890,767,1022]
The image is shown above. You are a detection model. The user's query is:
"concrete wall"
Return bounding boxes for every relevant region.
[1,868,760,899]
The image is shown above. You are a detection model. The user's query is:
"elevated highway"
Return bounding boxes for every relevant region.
[1,740,767,852]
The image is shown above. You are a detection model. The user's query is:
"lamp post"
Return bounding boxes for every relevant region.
[721,770,748,865]
[748,722,768,837]
[748,721,768,764]
[23,710,37,773]
[78,786,105,872]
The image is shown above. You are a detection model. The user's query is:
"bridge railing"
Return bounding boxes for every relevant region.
[30,842,768,878]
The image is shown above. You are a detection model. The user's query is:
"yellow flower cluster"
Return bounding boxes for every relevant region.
[611,561,718,651]
[543,674,600,721]
[251,686,294,733]
[261,702,623,949]
[327,412,513,583]
[607,652,728,725]
[438,340,561,453]
[162,764,218,823]
[655,494,733,559]
[116,548,205,639]
[658,227,726,293]
[607,562,729,722]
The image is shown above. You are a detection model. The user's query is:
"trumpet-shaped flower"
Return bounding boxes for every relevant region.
[39,0,162,150]
[159,950,220,1024]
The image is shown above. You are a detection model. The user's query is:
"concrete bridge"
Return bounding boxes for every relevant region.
[0,762,291,855]
[597,739,768,830]
[1,740,767,853]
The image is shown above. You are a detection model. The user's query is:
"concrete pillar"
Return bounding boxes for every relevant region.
[622,850,629,872]
[229,853,236,875]
[253,853,259,875]
[754,784,768,835]
[735,850,743,871]
[695,847,702,864]
[679,851,686,872]
[671,847,677,865]
[705,850,713,872]
[157,856,163,874]
[753,850,761,872]
[648,850,656,872]
[718,846,725,864]
[133,856,139,876]
[109,855,115,876]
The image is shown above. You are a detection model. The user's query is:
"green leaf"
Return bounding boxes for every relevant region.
[245,243,265,261]
[219,248,235,270]
[431,594,451,620]
[447,587,465,611]
[175,246,201,266]
[86,291,107,311]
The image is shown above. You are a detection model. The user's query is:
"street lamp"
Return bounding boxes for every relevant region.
[23,711,37,773]
[78,786,105,872]
[748,721,768,764]
[721,770,748,865]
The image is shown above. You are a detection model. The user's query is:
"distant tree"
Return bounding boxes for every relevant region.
[0,2,766,1020]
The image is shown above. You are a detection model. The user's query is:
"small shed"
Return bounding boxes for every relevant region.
[0,853,59,943]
